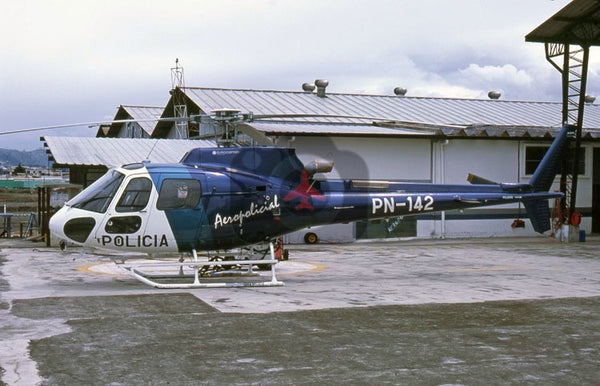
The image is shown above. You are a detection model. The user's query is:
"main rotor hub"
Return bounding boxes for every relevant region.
[212,109,242,122]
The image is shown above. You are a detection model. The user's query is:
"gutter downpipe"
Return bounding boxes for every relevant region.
[440,139,449,239]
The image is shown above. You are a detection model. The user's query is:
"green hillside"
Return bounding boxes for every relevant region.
[0,148,49,168]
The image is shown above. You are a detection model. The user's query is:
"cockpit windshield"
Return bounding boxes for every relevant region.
[67,170,125,213]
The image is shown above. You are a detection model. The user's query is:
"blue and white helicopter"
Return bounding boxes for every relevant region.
[6,111,569,288]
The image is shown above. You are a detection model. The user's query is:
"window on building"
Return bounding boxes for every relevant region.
[525,145,585,175]
[525,146,548,175]
[157,178,201,210]
[116,177,152,212]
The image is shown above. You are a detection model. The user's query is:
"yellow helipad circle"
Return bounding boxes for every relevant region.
[78,260,325,277]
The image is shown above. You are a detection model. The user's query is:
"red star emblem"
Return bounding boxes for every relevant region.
[284,170,325,210]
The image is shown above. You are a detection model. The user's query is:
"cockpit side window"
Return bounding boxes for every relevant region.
[115,177,152,212]
[157,178,201,210]
[68,170,124,213]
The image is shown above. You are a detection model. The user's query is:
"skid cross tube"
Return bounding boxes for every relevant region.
[117,243,284,288]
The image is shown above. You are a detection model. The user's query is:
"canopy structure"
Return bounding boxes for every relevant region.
[526,0,600,46]
[526,0,600,225]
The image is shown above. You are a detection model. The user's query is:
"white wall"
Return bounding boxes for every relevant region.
[429,139,536,238]
[290,136,431,181]
[278,135,597,243]
[116,123,150,139]
[519,142,593,214]
[442,139,520,184]
[284,223,354,244]
[283,136,431,243]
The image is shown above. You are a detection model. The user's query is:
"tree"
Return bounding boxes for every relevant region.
[13,163,26,174]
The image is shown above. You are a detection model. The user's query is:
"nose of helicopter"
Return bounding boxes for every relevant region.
[49,206,97,245]
[49,206,68,240]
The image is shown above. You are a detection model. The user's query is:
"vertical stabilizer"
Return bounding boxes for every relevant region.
[529,124,571,192]
[524,124,571,233]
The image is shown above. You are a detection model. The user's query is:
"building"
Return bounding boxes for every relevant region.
[152,85,600,239]
[98,105,163,139]
[43,84,600,240]
[44,104,214,186]
[42,136,216,186]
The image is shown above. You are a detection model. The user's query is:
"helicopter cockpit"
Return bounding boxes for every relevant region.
[50,162,186,253]
[67,169,126,213]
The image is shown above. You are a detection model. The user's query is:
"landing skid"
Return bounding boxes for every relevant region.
[117,242,284,288]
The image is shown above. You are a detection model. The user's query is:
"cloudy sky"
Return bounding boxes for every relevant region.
[0,0,591,150]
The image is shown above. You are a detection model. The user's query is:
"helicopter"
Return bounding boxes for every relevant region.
[2,110,568,288]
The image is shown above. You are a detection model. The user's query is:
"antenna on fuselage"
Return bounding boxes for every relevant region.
[144,139,160,162]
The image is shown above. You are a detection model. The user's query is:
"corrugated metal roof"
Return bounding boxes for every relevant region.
[110,105,163,136]
[450,125,557,138]
[180,87,591,128]
[124,106,163,135]
[42,136,216,167]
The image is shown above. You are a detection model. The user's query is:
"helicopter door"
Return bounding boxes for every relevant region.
[94,175,158,251]
[153,174,206,252]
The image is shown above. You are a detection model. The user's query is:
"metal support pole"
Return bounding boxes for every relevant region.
[45,187,51,246]
[561,44,569,125]
[560,45,570,218]
[192,249,200,285]
[569,46,590,218]
[37,187,42,236]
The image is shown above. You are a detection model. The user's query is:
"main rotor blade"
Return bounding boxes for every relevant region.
[251,113,393,120]
[249,113,464,129]
[0,111,464,137]
[0,117,186,136]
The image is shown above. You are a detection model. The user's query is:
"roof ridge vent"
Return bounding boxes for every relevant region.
[302,83,316,93]
[394,87,407,96]
[488,91,501,100]
[315,79,329,98]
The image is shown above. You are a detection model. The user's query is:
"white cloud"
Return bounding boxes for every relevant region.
[445,63,537,99]
[459,64,533,87]
[0,0,578,149]
[412,84,482,99]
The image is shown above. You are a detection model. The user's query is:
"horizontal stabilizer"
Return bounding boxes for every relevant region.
[467,173,498,185]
